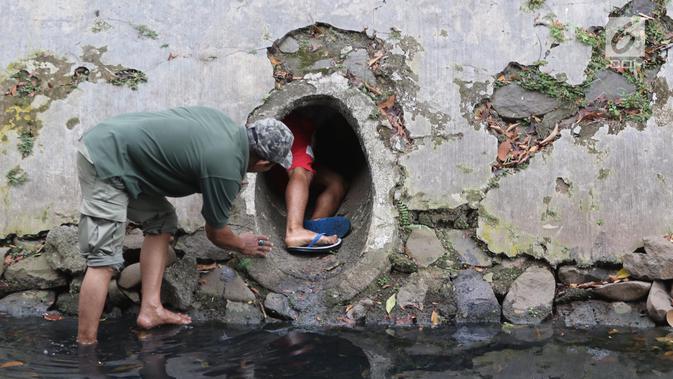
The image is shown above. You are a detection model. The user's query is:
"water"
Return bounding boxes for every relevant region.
[2,314,673,378]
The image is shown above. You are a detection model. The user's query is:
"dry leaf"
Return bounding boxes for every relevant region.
[269,55,282,66]
[539,124,560,146]
[364,81,382,95]
[385,294,396,314]
[497,74,506,82]
[378,95,396,110]
[431,310,440,327]
[345,304,354,314]
[615,268,630,280]
[42,311,64,321]
[0,361,23,368]
[497,140,512,161]
[368,51,385,67]
[196,262,217,271]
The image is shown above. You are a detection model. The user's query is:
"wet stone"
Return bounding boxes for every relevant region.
[224,300,263,325]
[540,103,578,136]
[55,292,79,316]
[540,40,592,86]
[453,269,501,323]
[264,293,298,320]
[278,36,300,53]
[557,300,655,328]
[200,266,255,302]
[123,228,144,252]
[161,255,198,310]
[622,236,673,280]
[390,253,418,274]
[554,287,594,305]
[69,276,83,294]
[346,298,374,323]
[44,225,86,275]
[502,266,555,325]
[491,83,562,119]
[118,262,141,289]
[557,265,613,285]
[0,247,8,278]
[108,279,130,309]
[0,290,55,317]
[647,280,672,324]
[397,272,429,310]
[309,58,334,72]
[405,226,445,268]
[592,281,651,302]
[444,230,491,267]
[621,0,657,17]
[174,230,233,261]
[585,70,636,103]
[344,49,376,84]
[4,253,67,291]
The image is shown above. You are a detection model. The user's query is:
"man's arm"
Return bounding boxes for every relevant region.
[205,224,272,257]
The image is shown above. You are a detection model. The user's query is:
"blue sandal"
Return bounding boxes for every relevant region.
[303,216,351,238]
[287,233,342,254]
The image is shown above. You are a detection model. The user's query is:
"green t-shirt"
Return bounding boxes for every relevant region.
[82,106,249,228]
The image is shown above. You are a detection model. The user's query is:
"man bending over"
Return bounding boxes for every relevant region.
[76,107,293,344]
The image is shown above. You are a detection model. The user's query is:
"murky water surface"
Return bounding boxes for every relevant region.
[3,315,673,378]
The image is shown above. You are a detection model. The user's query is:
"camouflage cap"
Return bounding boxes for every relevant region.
[247,118,294,169]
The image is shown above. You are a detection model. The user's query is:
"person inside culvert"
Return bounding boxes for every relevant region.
[75,107,293,345]
[282,110,350,253]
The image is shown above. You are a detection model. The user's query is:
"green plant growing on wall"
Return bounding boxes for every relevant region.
[134,24,158,39]
[376,275,390,287]
[396,201,411,230]
[518,68,584,102]
[237,258,252,273]
[17,131,34,158]
[526,0,545,10]
[91,19,112,33]
[548,19,566,43]
[109,69,148,90]
[6,166,28,186]
[575,27,600,47]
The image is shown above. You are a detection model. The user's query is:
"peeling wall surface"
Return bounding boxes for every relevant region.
[3,0,673,274]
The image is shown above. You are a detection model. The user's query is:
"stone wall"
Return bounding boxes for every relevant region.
[3,0,673,327]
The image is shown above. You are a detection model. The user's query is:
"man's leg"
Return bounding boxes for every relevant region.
[311,166,348,220]
[136,233,191,329]
[77,266,114,345]
[128,195,190,329]
[76,150,128,345]
[285,168,337,247]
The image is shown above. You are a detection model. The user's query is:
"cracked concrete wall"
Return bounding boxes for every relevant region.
[7,0,673,272]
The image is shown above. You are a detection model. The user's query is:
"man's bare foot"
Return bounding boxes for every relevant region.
[137,305,192,329]
[285,228,338,248]
[76,337,98,346]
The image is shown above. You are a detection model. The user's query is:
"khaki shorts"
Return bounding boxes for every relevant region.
[77,145,178,270]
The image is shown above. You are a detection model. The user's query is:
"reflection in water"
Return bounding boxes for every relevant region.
[2,314,673,378]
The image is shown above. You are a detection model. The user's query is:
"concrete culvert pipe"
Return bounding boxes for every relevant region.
[246,76,398,307]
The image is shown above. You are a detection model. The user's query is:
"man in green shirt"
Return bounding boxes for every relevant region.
[76,107,293,345]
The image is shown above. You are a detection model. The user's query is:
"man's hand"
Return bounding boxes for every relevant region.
[239,232,273,257]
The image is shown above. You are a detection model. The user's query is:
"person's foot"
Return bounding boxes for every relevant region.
[285,228,338,248]
[137,305,192,329]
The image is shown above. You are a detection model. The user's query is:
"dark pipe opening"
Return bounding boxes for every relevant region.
[255,96,373,279]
